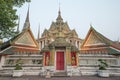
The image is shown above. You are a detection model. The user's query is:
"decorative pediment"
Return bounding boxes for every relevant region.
[81,27,111,48]
[42,29,49,37]
[72,29,78,37]
[62,22,70,32]
[84,32,105,46]
[15,31,36,47]
[49,22,57,31]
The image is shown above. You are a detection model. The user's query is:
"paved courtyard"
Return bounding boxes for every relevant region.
[0,76,120,80]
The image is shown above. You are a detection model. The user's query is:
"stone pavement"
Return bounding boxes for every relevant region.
[0,76,120,80]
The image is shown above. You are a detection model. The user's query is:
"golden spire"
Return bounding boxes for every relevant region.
[23,4,30,31]
[38,23,40,39]
[56,2,63,23]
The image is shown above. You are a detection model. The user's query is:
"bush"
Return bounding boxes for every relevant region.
[15,64,22,70]
[14,59,23,70]
[98,59,108,70]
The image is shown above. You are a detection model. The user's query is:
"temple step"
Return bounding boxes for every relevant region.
[0,70,12,76]
[54,72,67,77]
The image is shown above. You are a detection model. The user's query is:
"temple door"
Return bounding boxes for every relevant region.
[56,51,64,70]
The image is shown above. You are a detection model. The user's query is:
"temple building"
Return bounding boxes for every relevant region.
[37,9,82,75]
[0,8,42,71]
[0,7,120,76]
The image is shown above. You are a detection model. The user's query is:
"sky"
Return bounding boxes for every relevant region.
[16,0,120,41]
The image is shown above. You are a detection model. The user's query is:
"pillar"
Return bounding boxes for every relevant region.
[66,47,71,66]
[76,52,79,66]
[0,56,5,70]
[50,47,55,66]
[117,56,120,66]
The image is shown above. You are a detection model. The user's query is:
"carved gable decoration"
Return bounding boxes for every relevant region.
[49,22,56,31]
[72,29,78,37]
[42,29,49,37]
[84,32,105,46]
[62,23,70,32]
[15,32,36,46]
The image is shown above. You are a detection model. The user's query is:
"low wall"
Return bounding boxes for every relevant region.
[23,70,41,75]
[0,66,120,76]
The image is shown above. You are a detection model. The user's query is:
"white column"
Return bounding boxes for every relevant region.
[42,41,44,48]
[117,56,120,65]
[0,56,5,70]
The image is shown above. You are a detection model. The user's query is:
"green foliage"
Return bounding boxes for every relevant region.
[0,0,31,39]
[98,59,108,70]
[15,64,22,70]
[15,59,23,70]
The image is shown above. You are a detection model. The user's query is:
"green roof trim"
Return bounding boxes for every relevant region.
[49,37,71,47]
[107,48,120,55]
[0,33,21,50]
[0,47,15,55]
[41,45,50,53]
[41,37,79,53]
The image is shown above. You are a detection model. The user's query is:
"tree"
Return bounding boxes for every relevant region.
[0,0,31,40]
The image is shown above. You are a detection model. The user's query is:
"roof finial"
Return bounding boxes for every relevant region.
[59,1,61,14]
[56,1,63,23]
[117,37,119,42]
[23,3,30,31]
[38,23,40,39]
[17,14,20,32]
[26,4,30,23]
[90,23,93,27]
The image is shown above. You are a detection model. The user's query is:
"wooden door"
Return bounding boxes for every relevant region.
[56,51,64,70]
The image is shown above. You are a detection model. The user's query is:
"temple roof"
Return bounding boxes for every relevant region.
[0,28,40,55]
[0,8,39,55]
[41,37,79,52]
[81,26,112,48]
[80,26,120,55]
[22,6,30,31]
[56,9,63,23]
[41,9,80,39]
[49,37,71,47]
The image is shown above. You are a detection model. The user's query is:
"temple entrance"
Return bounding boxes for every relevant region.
[56,51,64,70]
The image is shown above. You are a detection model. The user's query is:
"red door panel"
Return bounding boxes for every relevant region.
[56,51,64,70]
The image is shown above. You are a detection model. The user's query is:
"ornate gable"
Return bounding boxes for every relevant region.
[42,29,49,37]
[15,31,37,47]
[72,29,78,37]
[62,22,70,32]
[84,31,106,46]
[81,27,110,48]
[49,22,57,31]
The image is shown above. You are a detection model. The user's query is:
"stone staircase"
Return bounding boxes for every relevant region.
[0,70,13,76]
[54,72,67,77]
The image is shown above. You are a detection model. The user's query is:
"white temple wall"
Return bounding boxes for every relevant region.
[78,53,120,76]
[117,56,120,65]
[79,53,118,66]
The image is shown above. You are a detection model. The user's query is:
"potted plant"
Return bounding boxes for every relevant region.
[98,59,109,77]
[13,59,23,77]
